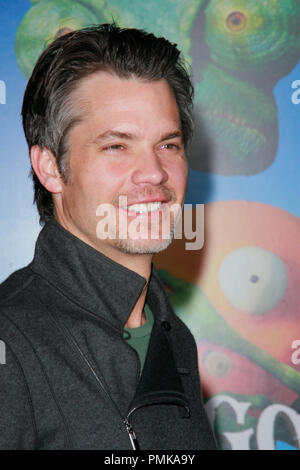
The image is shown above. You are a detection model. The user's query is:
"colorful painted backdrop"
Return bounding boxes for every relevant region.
[0,0,299,450]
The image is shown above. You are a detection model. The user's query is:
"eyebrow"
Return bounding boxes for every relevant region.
[93,129,183,144]
[161,130,183,141]
[93,131,134,143]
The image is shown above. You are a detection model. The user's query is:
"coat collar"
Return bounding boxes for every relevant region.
[30,219,170,330]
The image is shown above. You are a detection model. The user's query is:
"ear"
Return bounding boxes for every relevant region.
[30,145,63,194]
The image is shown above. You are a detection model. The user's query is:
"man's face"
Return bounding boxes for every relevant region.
[54,71,188,257]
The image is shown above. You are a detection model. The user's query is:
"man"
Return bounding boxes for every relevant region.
[0,24,216,450]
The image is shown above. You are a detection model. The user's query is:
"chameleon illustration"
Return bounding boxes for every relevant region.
[158,269,300,449]
[158,269,300,397]
[190,0,300,175]
[154,199,300,449]
[15,0,300,175]
[15,0,204,78]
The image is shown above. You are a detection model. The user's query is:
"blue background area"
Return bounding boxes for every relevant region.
[0,0,41,281]
[0,0,300,282]
[276,440,297,450]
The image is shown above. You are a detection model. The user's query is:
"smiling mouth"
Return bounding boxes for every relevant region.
[124,201,164,214]
[119,201,169,219]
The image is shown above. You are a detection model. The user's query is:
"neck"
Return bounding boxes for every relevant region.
[98,245,152,328]
[96,247,153,328]
[124,281,149,328]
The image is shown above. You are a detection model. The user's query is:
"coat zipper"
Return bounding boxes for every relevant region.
[124,393,190,450]
[48,308,141,450]
[48,308,190,450]
[123,417,140,450]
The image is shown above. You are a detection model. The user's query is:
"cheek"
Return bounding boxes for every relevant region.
[63,164,102,213]
[82,161,130,208]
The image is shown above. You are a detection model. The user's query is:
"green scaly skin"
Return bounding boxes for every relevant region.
[204,0,300,75]
[15,0,103,79]
[84,0,205,63]
[16,1,300,174]
[191,63,278,175]
[17,0,205,78]
[158,269,300,395]
[190,0,300,175]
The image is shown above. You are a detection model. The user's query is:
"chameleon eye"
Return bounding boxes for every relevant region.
[219,246,288,316]
[226,11,247,32]
[203,350,232,378]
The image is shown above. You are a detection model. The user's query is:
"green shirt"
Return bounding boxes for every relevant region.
[123,303,154,375]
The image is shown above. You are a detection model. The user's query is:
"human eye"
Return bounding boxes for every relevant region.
[102,143,125,153]
[159,141,182,152]
[161,143,177,149]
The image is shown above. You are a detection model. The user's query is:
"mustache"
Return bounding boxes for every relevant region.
[112,186,177,206]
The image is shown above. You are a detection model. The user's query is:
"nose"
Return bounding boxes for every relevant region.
[131,148,168,186]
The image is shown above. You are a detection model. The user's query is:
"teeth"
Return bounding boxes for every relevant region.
[127,202,162,213]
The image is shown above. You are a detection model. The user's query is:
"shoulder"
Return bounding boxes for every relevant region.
[0,268,39,448]
[0,265,41,345]
[0,265,36,307]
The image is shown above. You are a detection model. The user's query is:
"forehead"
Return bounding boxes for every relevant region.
[71,71,180,133]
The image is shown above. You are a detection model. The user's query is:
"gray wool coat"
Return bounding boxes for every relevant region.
[0,220,217,450]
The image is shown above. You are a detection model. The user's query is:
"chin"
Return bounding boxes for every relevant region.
[114,235,174,255]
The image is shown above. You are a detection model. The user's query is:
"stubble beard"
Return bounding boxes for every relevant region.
[111,202,183,255]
